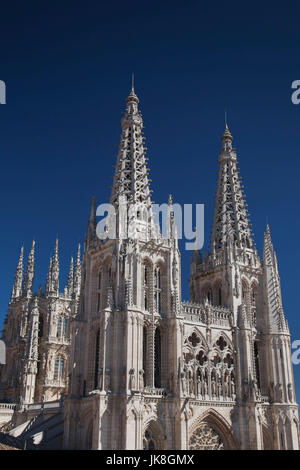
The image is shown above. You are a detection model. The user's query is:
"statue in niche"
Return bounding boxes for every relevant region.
[277,383,283,403]
[189,370,194,395]
[139,369,144,391]
[129,369,135,390]
[224,375,229,398]
[180,369,187,396]
[217,378,222,398]
[211,379,216,397]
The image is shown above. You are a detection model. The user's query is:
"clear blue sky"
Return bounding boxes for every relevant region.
[0,1,299,396]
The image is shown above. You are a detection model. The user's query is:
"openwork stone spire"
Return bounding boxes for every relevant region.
[11,246,24,301]
[110,84,152,208]
[262,224,287,332]
[52,238,59,294]
[210,124,253,252]
[22,240,35,297]
[73,243,81,297]
[65,256,74,297]
[45,239,59,296]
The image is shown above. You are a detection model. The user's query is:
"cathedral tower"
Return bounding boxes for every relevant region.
[63,84,181,450]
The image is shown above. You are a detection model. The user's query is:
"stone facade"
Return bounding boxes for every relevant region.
[0,241,81,404]
[0,85,299,449]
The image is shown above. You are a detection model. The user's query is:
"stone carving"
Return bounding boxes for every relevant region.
[189,423,225,450]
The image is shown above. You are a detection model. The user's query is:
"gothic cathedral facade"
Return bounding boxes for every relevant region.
[0,85,299,450]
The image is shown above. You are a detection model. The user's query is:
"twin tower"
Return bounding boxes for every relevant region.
[0,85,299,450]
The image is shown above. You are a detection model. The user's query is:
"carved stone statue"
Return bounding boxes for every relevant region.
[139,369,144,391]
[288,383,293,402]
[129,369,135,390]
[277,383,283,403]
[211,379,216,397]
[180,370,186,395]
[189,371,194,395]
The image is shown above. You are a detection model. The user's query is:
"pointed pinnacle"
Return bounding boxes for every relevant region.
[89,196,96,222]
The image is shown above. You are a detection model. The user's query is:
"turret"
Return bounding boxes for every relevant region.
[11,246,24,301]
[22,240,35,297]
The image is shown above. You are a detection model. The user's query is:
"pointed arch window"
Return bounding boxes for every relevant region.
[38,315,44,338]
[63,317,67,337]
[94,329,100,389]
[218,288,222,306]
[143,327,147,386]
[143,263,149,311]
[154,327,161,388]
[154,267,162,313]
[96,270,102,312]
[54,356,64,381]
[57,316,62,338]
[254,341,261,390]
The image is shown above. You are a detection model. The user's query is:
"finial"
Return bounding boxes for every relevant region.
[89,196,96,222]
[131,72,135,93]
[225,109,227,126]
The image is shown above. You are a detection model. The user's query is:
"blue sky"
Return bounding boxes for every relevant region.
[0,1,299,396]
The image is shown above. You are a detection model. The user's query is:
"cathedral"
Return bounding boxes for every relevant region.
[0,84,299,450]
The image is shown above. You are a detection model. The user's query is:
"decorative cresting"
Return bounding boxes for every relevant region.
[189,421,225,450]
[210,124,253,252]
[181,331,235,401]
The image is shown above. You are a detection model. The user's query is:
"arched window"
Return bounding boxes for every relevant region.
[63,317,67,337]
[154,267,162,313]
[242,281,248,302]
[54,356,64,381]
[38,315,44,338]
[189,422,225,450]
[57,316,62,338]
[143,327,147,386]
[143,263,149,311]
[218,288,222,306]
[94,329,100,389]
[254,341,261,390]
[154,328,161,388]
[143,430,156,450]
[96,270,102,312]
[54,357,59,380]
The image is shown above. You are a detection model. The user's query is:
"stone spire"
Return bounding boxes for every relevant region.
[45,239,59,296]
[11,246,24,301]
[87,196,96,240]
[262,224,287,332]
[110,83,152,209]
[45,257,53,295]
[65,256,74,297]
[22,240,35,297]
[210,124,254,252]
[52,238,59,294]
[73,243,81,297]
